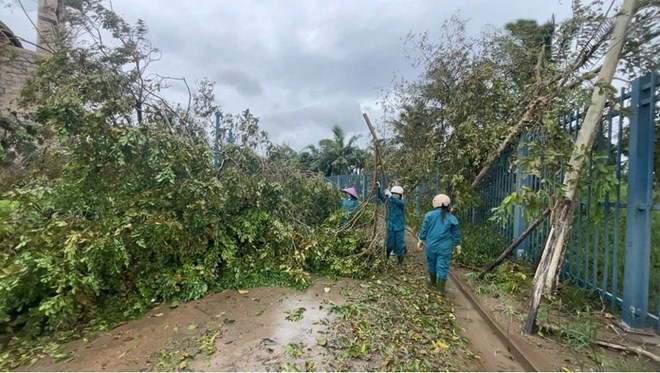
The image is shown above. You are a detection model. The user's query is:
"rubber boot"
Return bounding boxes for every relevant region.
[397,256,404,267]
[436,279,446,296]
[429,273,437,288]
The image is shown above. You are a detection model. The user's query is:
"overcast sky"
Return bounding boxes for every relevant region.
[2,0,573,151]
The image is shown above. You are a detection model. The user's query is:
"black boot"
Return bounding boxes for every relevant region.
[429,273,437,288]
[437,279,446,296]
[397,256,404,266]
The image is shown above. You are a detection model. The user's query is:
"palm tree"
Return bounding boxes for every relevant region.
[301,125,365,176]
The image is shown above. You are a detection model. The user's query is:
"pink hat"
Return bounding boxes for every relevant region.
[342,187,359,199]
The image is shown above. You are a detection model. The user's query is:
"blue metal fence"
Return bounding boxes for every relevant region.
[325,172,441,210]
[327,72,659,331]
[324,173,380,202]
[467,72,659,331]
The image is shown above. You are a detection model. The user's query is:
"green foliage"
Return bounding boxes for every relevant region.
[299,125,366,176]
[466,262,532,296]
[502,19,555,88]
[285,307,306,322]
[455,222,509,269]
[0,2,378,369]
[383,2,657,212]
[382,14,559,206]
[326,269,469,371]
[0,133,373,341]
[283,341,304,358]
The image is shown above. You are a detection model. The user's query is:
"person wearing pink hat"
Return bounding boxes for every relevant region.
[341,187,360,226]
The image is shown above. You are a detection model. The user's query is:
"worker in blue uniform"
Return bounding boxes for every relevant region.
[340,187,359,226]
[376,181,406,266]
[417,193,461,295]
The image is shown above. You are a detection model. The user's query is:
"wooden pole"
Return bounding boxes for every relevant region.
[363,113,386,240]
[363,113,386,183]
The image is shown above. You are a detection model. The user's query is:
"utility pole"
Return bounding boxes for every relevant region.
[214,112,221,167]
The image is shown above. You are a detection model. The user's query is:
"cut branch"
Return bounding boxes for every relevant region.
[595,340,660,364]
[363,113,386,184]
[479,208,551,278]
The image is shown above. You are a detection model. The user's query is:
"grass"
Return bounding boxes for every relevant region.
[449,191,660,326]
[458,222,510,269]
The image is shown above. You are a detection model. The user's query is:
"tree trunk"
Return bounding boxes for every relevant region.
[524,0,639,335]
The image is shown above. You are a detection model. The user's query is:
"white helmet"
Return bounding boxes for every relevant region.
[391,186,404,195]
[432,194,450,208]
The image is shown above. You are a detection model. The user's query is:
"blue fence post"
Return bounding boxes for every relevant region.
[622,72,657,328]
[513,132,530,260]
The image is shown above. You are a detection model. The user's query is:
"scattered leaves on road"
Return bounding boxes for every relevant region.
[285,307,306,322]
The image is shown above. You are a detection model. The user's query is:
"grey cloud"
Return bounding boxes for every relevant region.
[216,68,263,97]
[262,99,366,151]
[5,0,572,149]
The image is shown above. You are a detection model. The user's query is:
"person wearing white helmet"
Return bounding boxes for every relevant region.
[417,193,461,296]
[376,181,406,266]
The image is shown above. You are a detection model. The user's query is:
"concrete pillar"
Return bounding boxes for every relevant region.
[37,0,62,54]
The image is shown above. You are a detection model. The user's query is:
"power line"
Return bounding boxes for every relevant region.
[16,0,39,35]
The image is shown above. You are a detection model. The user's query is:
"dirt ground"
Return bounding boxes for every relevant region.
[22,279,353,372]
[19,230,554,372]
[453,266,660,372]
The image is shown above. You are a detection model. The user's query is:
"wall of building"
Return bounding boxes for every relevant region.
[0,0,62,113]
[0,47,40,112]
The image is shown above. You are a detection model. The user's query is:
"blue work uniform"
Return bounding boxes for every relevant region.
[418,208,461,280]
[378,186,406,257]
[341,197,359,225]
[342,197,359,214]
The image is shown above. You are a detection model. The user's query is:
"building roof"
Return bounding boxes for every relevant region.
[0,20,23,48]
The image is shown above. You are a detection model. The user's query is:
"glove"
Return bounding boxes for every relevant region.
[417,240,424,250]
[384,189,391,197]
[454,245,462,256]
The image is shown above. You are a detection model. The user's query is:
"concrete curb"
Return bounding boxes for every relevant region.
[448,270,541,372]
[404,225,543,372]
